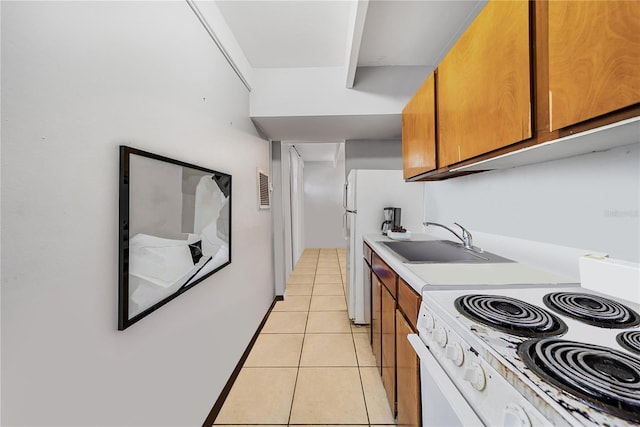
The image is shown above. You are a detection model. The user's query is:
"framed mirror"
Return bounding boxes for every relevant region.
[118,146,231,330]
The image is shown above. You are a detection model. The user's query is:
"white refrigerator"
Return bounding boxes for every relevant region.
[343,169,424,324]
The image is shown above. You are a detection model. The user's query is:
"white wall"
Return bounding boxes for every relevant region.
[1,2,272,426]
[345,139,403,175]
[303,158,347,249]
[424,143,640,262]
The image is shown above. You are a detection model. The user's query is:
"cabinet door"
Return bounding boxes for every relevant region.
[548,1,640,131]
[438,0,531,166]
[396,311,421,427]
[372,253,397,298]
[402,73,437,178]
[381,286,396,413]
[363,242,373,265]
[398,278,420,331]
[363,257,372,331]
[371,274,382,373]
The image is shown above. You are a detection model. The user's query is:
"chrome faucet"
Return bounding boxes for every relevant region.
[423,222,478,251]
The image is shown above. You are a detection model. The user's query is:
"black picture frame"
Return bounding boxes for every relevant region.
[118,146,232,330]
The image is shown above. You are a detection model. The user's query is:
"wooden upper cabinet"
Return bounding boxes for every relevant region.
[402,73,436,179]
[438,0,531,166]
[548,1,640,131]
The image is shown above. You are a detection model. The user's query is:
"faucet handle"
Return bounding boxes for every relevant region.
[453,222,473,249]
[453,222,470,236]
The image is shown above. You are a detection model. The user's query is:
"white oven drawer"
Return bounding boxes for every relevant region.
[408,334,483,427]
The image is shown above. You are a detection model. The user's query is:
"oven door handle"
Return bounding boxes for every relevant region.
[408,334,483,426]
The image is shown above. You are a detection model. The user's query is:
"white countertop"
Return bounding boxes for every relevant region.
[364,233,577,295]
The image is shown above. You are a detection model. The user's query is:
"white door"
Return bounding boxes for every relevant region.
[289,147,305,266]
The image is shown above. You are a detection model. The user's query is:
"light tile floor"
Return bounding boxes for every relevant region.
[215,248,395,426]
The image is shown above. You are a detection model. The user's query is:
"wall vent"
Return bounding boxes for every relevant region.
[258,170,270,210]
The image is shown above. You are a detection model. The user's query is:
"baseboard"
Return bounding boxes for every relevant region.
[202,296,283,426]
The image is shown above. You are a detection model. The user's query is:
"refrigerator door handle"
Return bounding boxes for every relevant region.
[343,182,348,210]
[344,181,357,213]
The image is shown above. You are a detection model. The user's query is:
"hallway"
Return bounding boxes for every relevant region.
[214,248,395,425]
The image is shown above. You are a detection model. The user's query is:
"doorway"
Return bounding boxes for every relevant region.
[271,141,346,296]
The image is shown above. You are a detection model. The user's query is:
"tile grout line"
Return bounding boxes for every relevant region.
[218,249,374,426]
[337,248,384,427]
[335,248,373,426]
[286,250,318,425]
[343,245,373,426]
[344,250,376,427]
[352,313,372,426]
[288,249,375,426]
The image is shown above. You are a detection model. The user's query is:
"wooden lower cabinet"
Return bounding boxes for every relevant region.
[369,245,422,422]
[381,285,396,412]
[396,310,421,427]
[371,274,382,373]
[373,253,397,298]
[398,278,421,330]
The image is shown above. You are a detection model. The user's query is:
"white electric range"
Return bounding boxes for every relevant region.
[410,284,640,426]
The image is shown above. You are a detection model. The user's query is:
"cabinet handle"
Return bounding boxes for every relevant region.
[549,90,553,131]
[527,102,532,137]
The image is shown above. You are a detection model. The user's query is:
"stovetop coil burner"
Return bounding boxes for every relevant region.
[543,292,640,328]
[618,331,640,355]
[518,338,640,423]
[455,294,567,338]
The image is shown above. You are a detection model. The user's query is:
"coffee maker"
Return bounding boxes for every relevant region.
[381,207,401,235]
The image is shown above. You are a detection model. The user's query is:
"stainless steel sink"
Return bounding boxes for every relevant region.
[380,240,514,264]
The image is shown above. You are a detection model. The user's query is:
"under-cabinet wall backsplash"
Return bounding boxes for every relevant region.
[424,142,640,262]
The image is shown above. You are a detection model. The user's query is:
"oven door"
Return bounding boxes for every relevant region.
[408,334,483,427]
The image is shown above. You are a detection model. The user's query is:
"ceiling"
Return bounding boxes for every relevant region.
[254,114,403,142]
[216,0,484,69]
[216,0,486,160]
[216,1,351,68]
[358,1,485,67]
[293,142,343,163]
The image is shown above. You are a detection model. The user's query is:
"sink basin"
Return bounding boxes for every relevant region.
[381,240,514,264]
